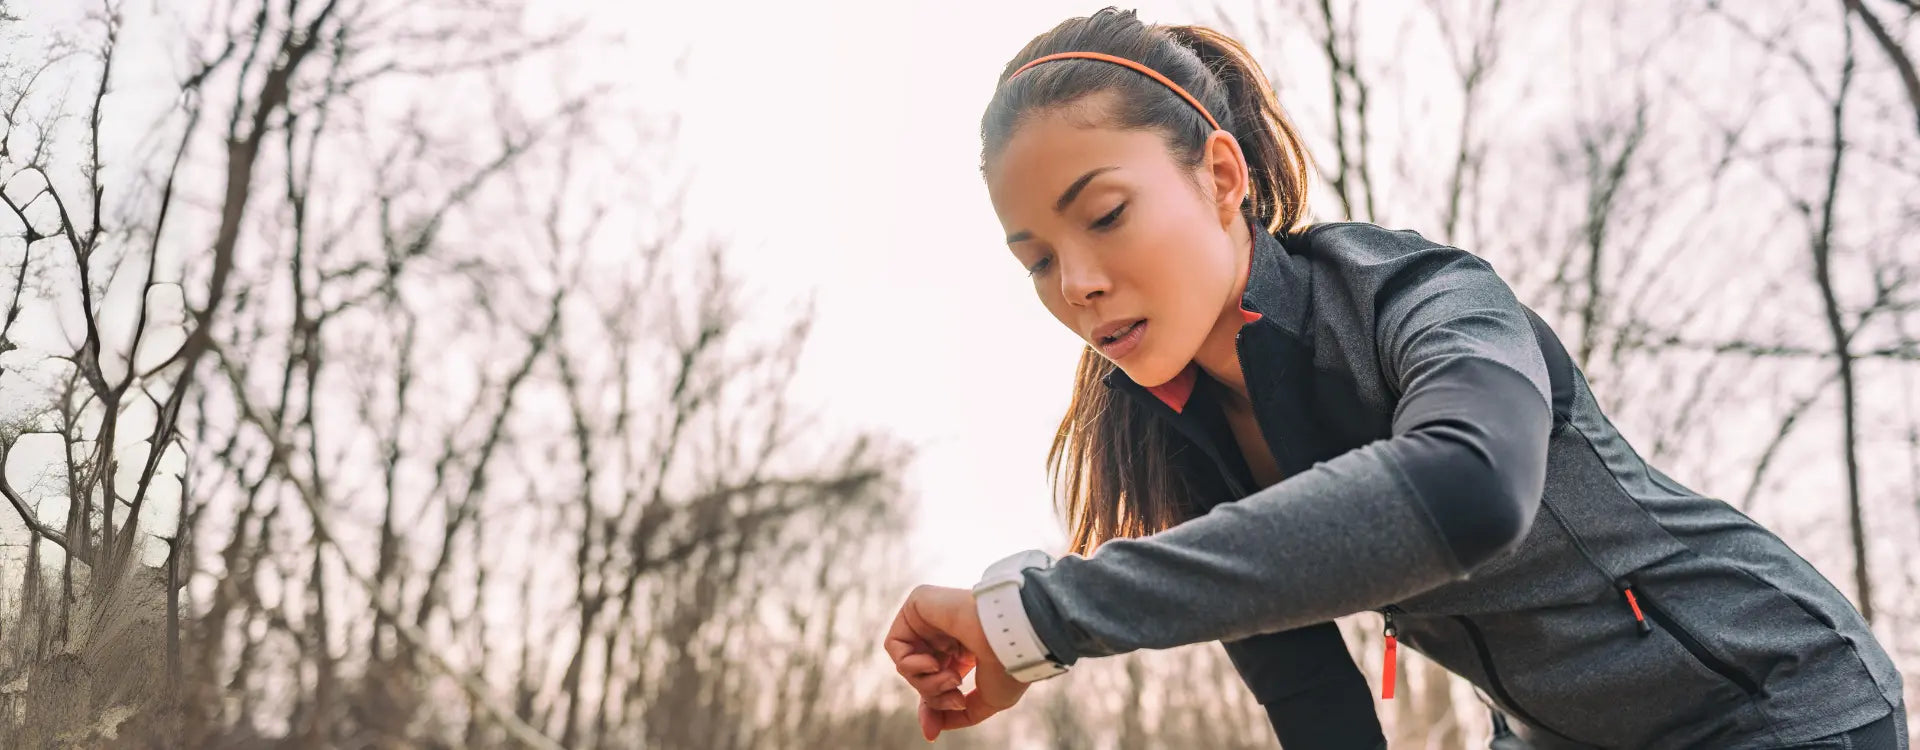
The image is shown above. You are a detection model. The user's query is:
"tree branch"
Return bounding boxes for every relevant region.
[1843,0,1920,138]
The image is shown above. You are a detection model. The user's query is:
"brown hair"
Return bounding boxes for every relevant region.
[978,8,1313,555]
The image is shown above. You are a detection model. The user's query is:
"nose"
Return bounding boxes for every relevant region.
[1058,254,1109,306]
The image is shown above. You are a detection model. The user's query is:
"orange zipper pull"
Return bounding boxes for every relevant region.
[1381,611,1398,700]
[1621,584,1652,636]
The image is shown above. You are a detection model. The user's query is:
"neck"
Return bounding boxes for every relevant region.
[1194,214,1256,402]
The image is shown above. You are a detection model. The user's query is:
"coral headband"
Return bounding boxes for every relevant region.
[1008,51,1223,133]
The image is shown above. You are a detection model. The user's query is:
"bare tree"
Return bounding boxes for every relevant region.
[1,2,918,748]
[1841,0,1920,138]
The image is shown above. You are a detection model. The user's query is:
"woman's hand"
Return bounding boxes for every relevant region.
[884,584,1032,741]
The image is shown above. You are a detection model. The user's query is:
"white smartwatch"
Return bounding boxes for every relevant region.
[972,549,1070,683]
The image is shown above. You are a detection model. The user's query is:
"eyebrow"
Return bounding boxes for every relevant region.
[1005,166,1120,244]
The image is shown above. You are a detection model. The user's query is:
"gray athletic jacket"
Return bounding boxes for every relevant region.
[1012,221,1903,748]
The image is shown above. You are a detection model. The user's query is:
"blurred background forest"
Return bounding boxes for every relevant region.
[0,0,1915,747]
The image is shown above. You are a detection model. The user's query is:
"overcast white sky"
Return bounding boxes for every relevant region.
[599,0,1212,587]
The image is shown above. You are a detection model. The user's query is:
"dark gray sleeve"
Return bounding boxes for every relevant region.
[1018,249,1553,661]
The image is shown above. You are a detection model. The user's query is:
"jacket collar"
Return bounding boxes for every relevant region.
[1101,223,1315,414]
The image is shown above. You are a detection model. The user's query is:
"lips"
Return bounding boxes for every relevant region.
[1092,318,1149,360]
[1092,318,1145,345]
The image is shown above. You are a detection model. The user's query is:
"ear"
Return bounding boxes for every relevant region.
[1200,130,1249,229]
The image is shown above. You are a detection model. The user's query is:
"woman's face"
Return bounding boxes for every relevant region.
[985,94,1249,388]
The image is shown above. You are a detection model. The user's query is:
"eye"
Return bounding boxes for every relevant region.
[1090,201,1127,230]
[1026,255,1053,277]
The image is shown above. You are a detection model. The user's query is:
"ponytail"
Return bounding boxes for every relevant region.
[1161,24,1312,235]
[981,8,1313,554]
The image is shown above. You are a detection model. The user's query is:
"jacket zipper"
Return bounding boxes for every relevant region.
[1483,503,1758,722]
[1543,497,1759,696]
[1625,578,1764,697]
[1450,613,1580,744]
[1621,582,1653,635]
[1380,608,1397,699]
[1536,500,1655,634]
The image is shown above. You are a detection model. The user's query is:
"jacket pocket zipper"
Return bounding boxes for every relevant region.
[1449,613,1581,744]
[1380,608,1397,700]
[1624,580,1764,697]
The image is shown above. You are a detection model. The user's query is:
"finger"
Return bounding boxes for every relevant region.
[943,650,977,680]
[918,700,940,742]
[895,650,965,700]
[886,626,948,665]
[929,687,967,712]
[905,667,963,700]
[886,595,959,661]
[884,634,919,665]
[885,628,938,666]
[895,652,943,678]
[934,683,1021,733]
[897,650,967,696]
[930,699,994,733]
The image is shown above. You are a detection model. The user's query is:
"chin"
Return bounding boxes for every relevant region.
[1113,353,1186,388]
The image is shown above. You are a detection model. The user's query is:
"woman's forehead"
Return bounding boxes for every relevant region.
[990,126,1169,219]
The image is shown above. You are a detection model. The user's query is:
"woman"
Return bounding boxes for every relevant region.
[882,8,1905,749]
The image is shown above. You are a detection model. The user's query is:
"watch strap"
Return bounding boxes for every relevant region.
[974,568,1068,682]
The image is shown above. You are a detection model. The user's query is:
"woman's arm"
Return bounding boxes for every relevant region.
[1015,246,1554,662]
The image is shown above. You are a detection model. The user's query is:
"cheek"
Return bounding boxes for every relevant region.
[1144,264,1219,347]
[1128,218,1225,318]
[1135,228,1236,348]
